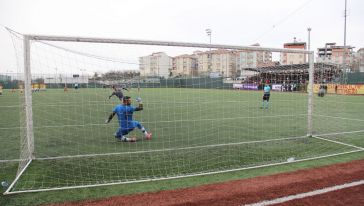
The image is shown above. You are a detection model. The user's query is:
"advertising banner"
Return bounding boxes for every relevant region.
[272,84,282,91]
[242,84,258,90]
[40,84,46,90]
[233,84,258,90]
[337,84,364,95]
[312,84,364,95]
[233,83,243,89]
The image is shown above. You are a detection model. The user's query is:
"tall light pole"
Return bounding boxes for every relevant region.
[343,0,348,81]
[206,29,212,45]
[206,29,212,73]
[80,69,87,88]
[343,0,347,48]
[307,28,311,64]
[54,67,58,86]
[307,28,311,51]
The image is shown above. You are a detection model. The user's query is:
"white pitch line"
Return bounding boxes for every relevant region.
[244,179,364,206]
[313,135,364,150]
[36,135,308,160]
[0,158,22,163]
[6,150,363,194]
[316,129,364,137]
[315,114,364,122]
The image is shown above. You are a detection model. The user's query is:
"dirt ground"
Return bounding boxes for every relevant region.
[47,159,364,206]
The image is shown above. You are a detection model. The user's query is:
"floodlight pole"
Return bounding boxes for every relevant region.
[342,0,348,82]
[307,28,311,51]
[206,29,212,73]
[307,27,311,63]
[307,51,314,137]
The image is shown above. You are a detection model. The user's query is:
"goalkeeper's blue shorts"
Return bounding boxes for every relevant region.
[115,121,142,137]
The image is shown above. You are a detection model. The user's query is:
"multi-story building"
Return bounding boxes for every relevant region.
[316,43,336,63]
[195,48,273,78]
[139,52,172,78]
[238,50,273,68]
[196,49,238,78]
[281,38,306,65]
[237,44,273,78]
[331,46,355,67]
[196,50,212,76]
[171,54,198,77]
[357,48,364,72]
[317,43,355,70]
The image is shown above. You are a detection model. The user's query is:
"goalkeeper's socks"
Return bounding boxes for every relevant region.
[121,136,128,142]
[266,102,269,109]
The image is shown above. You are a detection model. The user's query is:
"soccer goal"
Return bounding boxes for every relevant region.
[3,29,363,194]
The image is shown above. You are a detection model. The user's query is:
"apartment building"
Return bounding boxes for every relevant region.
[331,46,355,67]
[196,49,238,78]
[171,54,198,77]
[316,43,355,71]
[281,38,306,65]
[139,52,172,78]
[357,48,364,72]
[238,50,272,68]
[316,43,335,63]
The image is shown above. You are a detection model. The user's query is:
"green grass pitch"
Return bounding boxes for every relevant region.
[1,87,363,201]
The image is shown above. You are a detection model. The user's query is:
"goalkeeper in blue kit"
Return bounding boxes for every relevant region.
[105,96,152,142]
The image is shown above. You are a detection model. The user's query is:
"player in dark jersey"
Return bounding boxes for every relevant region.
[109,85,129,101]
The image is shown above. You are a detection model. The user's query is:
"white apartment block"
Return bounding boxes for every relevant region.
[139,52,172,78]
[196,49,238,78]
[196,51,210,75]
[139,48,273,78]
[238,50,272,68]
[172,54,198,77]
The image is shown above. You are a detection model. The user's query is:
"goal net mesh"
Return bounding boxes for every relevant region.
[3,31,363,193]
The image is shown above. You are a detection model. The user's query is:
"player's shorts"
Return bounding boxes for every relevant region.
[115,92,124,100]
[263,93,270,101]
[114,121,141,137]
[318,91,325,97]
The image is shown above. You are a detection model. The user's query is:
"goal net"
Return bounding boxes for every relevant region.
[3,30,363,194]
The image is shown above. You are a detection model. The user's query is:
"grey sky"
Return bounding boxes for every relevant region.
[0,0,363,73]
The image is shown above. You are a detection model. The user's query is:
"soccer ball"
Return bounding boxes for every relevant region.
[287,157,295,162]
[1,181,9,188]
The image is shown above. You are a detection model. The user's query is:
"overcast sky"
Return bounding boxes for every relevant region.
[0,0,363,74]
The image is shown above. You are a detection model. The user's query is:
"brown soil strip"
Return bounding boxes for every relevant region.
[47,159,364,206]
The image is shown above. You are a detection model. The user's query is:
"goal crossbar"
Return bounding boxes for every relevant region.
[29,34,312,54]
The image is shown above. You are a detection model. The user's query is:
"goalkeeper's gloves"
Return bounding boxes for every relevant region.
[136,97,142,103]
